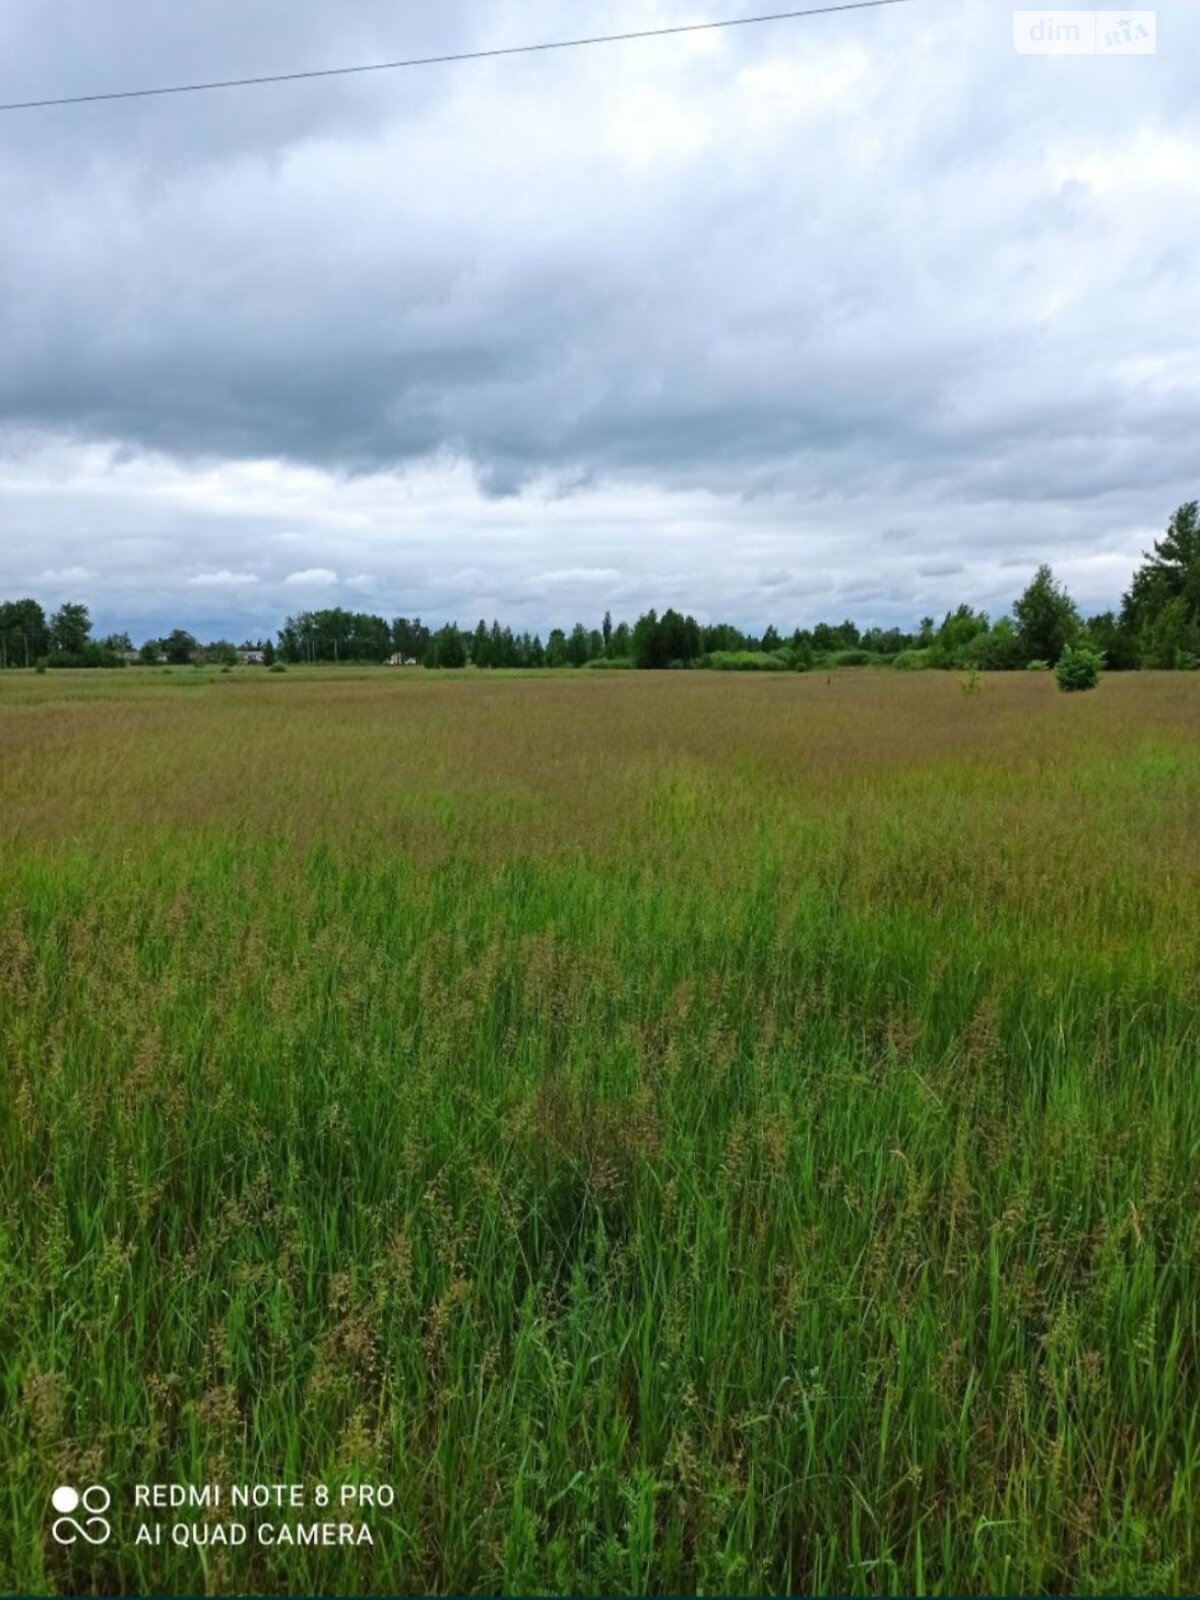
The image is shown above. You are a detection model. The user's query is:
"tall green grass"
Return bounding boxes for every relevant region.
[1,668,1198,1595]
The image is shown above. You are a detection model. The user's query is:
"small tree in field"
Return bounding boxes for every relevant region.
[1055,643,1102,692]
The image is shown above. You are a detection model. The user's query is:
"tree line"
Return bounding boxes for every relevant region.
[4,500,1197,674]
[0,604,274,670]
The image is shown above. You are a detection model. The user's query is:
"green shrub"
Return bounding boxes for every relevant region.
[45,644,126,669]
[892,649,932,671]
[831,649,872,668]
[1054,644,1102,692]
[270,663,288,674]
[699,650,789,672]
[965,617,1023,671]
[1027,659,1051,672]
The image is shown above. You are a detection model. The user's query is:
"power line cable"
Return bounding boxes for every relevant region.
[0,0,922,114]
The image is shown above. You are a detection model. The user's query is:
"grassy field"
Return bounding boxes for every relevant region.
[2,666,1199,1596]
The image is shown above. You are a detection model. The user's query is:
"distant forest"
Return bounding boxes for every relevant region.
[3,500,1198,674]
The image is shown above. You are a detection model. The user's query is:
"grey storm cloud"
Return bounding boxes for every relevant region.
[1,0,1199,638]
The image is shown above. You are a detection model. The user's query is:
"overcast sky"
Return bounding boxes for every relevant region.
[1,0,1197,642]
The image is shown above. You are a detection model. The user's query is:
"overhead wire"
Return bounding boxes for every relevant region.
[0,0,923,114]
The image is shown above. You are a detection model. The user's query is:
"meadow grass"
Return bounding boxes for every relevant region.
[1,667,1199,1596]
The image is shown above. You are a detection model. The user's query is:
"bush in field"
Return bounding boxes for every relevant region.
[1027,659,1051,672]
[1055,643,1103,692]
[964,617,1023,671]
[831,648,872,667]
[46,644,126,669]
[700,650,789,672]
[892,649,932,671]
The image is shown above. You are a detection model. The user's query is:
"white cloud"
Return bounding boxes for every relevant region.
[34,565,93,584]
[523,567,622,591]
[283,568,338,587]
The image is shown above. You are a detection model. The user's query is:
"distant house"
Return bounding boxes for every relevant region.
[387,654,419,667]
[239,648,266,666]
